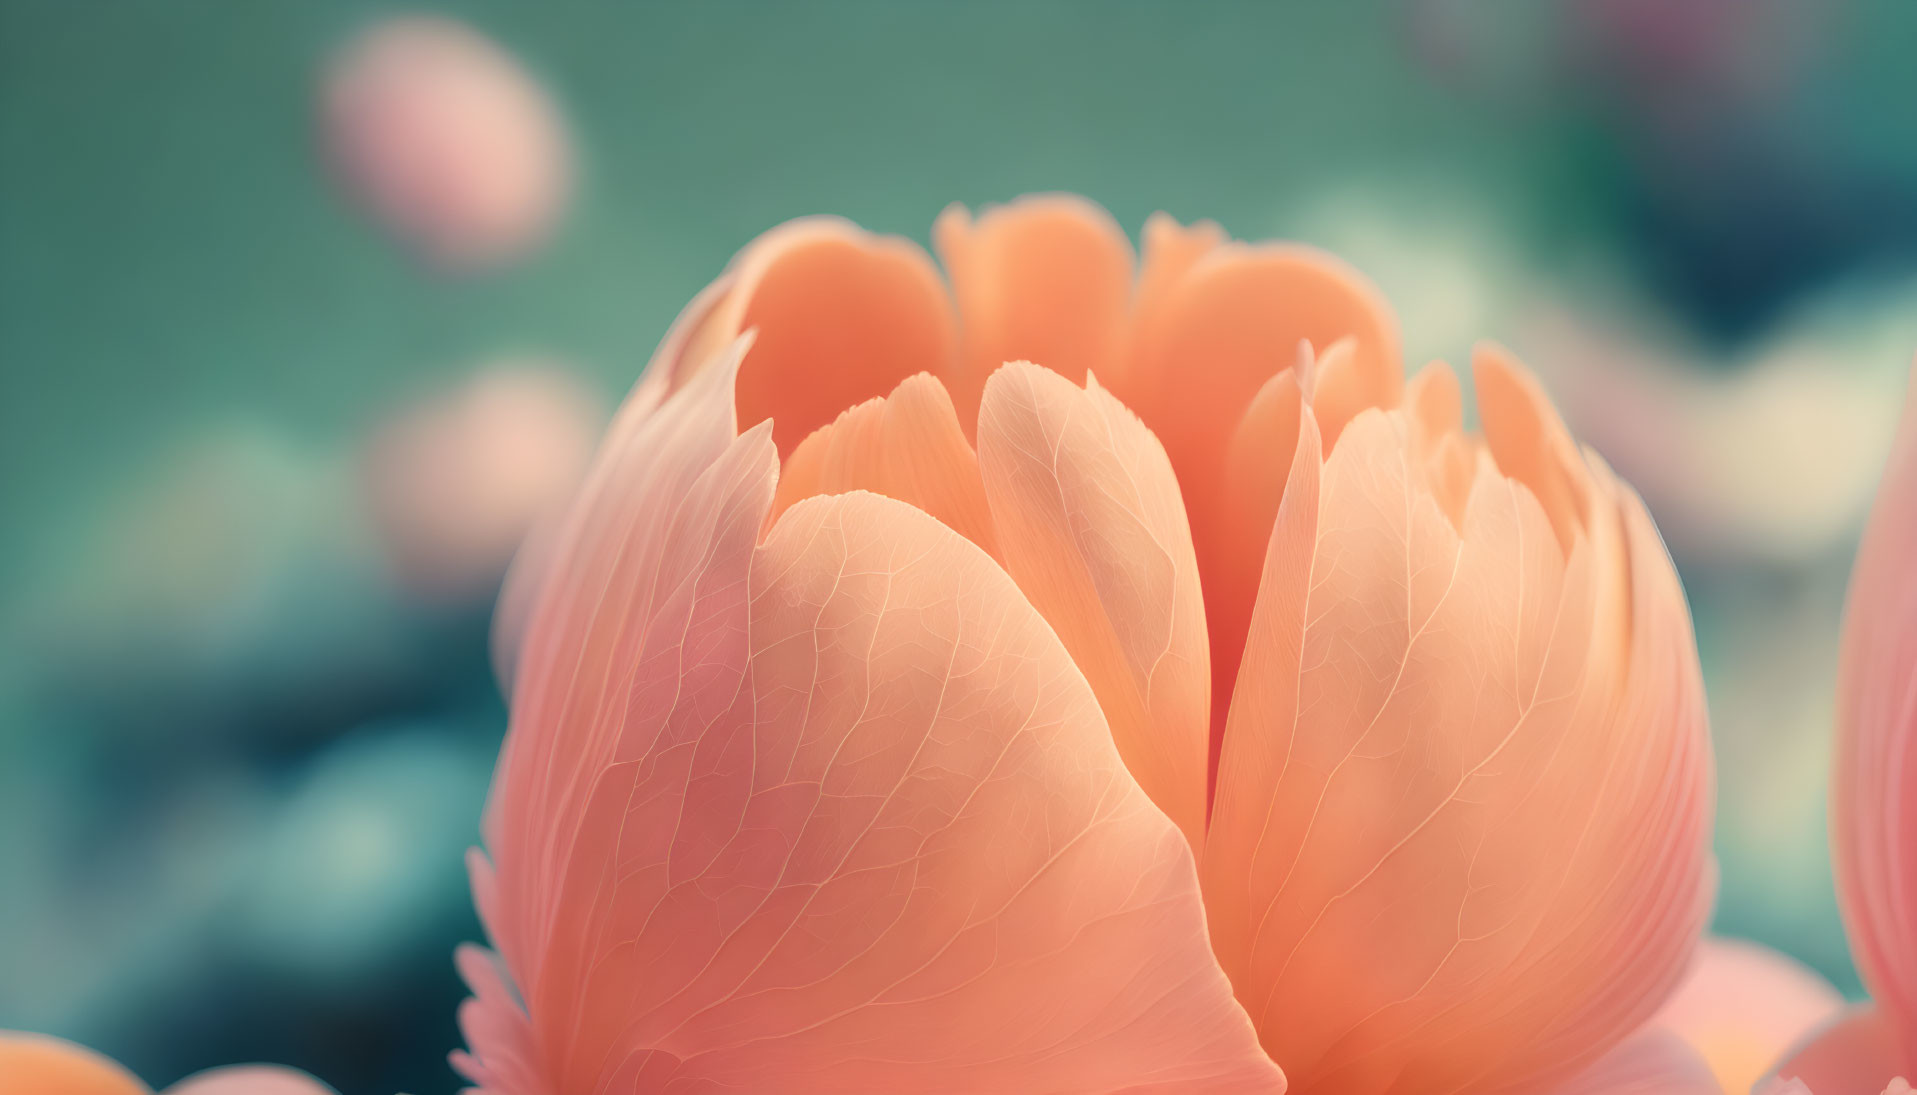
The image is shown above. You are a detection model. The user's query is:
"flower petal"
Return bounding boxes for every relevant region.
[674,218,960,456]
[0,1033,149,1095]
[976,362,1211,848]
[1652,937,1844,1095]
[1206,350,1310,772]
[459,334,780,1094]
[491,274,739,695]
[1475,343,1595,554]
[1832,363,1917,1046]
[1119,226,1400,494]
[1205,377,1712,1092]
[1116,226,1401,764]
[461,339,1281,1092]
[1764,1006,1912,1094]
[769,373,998,556]
[934,195,1134,424]
[1553,1029,1723,1095]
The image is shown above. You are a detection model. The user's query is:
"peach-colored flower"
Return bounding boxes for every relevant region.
[0,1032,333,1095]
[458,196,1717,1094]
[1761,368,1917,1094]
[321,15,571,272]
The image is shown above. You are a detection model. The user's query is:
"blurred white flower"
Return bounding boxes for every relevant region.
[1279,179,1533,370]
[1525,279,1917,564]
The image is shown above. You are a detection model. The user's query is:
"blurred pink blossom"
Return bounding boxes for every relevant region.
[360,363,601,599]
[321,15,572,271]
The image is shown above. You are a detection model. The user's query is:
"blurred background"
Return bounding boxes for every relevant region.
[4,2,1917,1091]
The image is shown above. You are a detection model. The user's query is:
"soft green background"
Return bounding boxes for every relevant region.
[5,2,1915,1090]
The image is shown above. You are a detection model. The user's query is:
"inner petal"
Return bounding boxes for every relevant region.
[934,195,1133,428]
[975,362,1213,848]
[1119,231,1402,760]
[1473,342,1592,554]
[682,217,959,457]
[770,372,998,557]
[1122,234,1401,498]
[1206,360,1308,777]
[1403,361,1476,531]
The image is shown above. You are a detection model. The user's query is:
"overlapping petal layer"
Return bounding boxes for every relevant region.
[771,372,998,556]
[1202,352,1713,1093]
[667,218,961,456]
[462,198,1717,1095]
[656,202,1402,773]
[457,335,1282,1093]
[975,362,1211,847]
[935,194,1133,422]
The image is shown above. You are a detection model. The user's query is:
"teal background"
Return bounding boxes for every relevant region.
[5,2,1916,1091]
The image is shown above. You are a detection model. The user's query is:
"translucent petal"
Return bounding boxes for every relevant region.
[459,342,1281,1093]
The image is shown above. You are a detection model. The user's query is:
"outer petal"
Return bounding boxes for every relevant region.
[1764,1006,1913,1095]
[491,273,739,695]
[0,1033,149,1095]
[458,333,781,1095]
[1553,1029,1723,1095]
[976,362,1211,847]
[934,195,1134,423]
[769,372,998,556]
[670,218,961,456]
[459,337,1281,1092]
[1205,386,1712,1093]
[1832,364,1917,1045]
[1653,937,1844,1095]
[161,1066,337,1094]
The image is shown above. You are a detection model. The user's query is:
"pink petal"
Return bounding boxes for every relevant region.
[1553,1029,1723,1095]
[1653,936,1844,1095]
[1832,363,1917,1047]
[1204,355,1713,1093]
[460,337,1282,1092]
[1765,1005,1914,1095]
